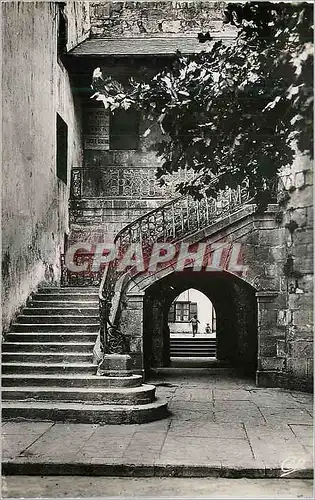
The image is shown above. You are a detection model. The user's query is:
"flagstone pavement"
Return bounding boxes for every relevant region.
[2,370,313,478]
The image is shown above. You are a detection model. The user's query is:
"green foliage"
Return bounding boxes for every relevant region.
[91,2,313,199]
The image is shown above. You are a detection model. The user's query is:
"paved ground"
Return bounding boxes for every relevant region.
[2,476,314,498]
[2,371,313,479]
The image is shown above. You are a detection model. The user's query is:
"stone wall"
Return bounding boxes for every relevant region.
[90,1,234,38]
[230,149,313,392]
[65,2,91,51]
[279,151,313,391]
[2,2,83,333]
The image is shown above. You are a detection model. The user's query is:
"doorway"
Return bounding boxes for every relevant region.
[168,289,217,362]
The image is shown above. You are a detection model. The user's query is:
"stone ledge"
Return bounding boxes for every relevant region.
[256,291,279,303]
[2,460,313,479]
[69,36,235,56]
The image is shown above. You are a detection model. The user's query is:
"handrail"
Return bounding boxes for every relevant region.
[112,171,225,244]
[113,193,184,245]
[97,174,257,357]
[98,264,109,354]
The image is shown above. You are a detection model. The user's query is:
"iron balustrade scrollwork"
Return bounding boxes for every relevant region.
[97,176,268,356]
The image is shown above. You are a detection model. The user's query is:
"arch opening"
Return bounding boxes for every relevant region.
[168,289,217,362]
[143,270,258,378]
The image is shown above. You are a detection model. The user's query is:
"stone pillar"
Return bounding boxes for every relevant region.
[256,290,285,387]
[119,291,145,376]
[98,353,133,376]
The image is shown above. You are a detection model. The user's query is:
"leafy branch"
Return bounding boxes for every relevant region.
[91,2,313,201]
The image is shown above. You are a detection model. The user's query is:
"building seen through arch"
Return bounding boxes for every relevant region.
[168,289,217,361]
[168,289,216,337]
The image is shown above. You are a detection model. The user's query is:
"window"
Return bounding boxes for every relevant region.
[109,108,140,150]
[168,302,198,323]
[176,302,190,322]
[56,113,68,184]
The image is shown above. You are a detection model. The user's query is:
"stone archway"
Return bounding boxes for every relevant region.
[140,270,258,378]
[116,204,286,386]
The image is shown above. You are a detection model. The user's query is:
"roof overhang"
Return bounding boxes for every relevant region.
[69,35,235,57]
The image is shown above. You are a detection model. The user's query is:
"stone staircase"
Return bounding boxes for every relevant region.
[2,287,167,424]
[170,337,217,358]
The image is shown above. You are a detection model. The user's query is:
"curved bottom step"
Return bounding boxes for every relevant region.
[2,384,156,405]
[2,398,169,424]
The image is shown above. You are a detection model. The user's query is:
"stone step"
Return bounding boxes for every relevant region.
[2,374,143,388]
[170,340,217,344]
[170,345,216,350]
[2,384,156,405]
[170,346,216,349]
[11,323,99,333]
[170,347,217,352]
[170,339,217,357]
[23,308,99,316]
[29,300,99,308]
[170,344,217,347]
[2,363,96,375]
[170,349,217,353]
[2,398,168,424]
[170,344,216,351]
[170,353,217,357]
[17,315,98,324]
[32,293,99,301]
[2,342,95,353]
[170,352,217,355]
[2,353,93,363]
[4,332,98,342]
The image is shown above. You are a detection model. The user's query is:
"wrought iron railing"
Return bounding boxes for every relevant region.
[98,178,257,356]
